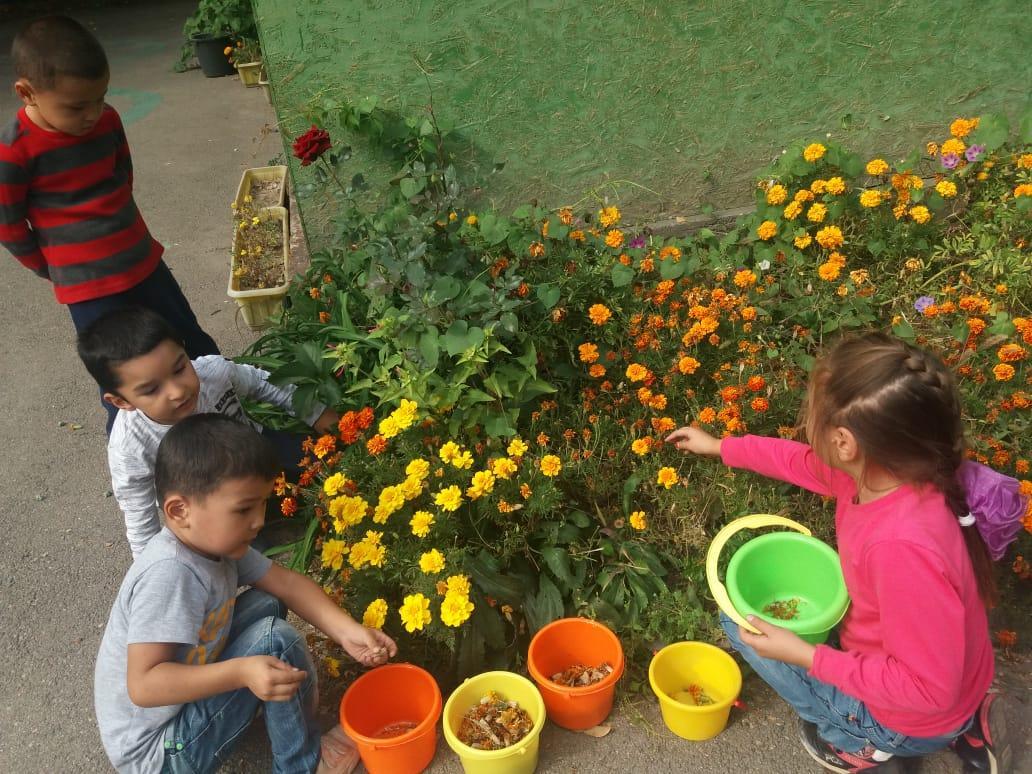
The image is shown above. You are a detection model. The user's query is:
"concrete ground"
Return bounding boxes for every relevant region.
[0,3,1027,773]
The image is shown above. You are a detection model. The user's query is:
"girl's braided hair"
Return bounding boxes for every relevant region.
[804,332,996,606]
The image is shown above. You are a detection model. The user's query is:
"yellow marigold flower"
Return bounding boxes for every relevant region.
[323,472,347,497]
[629,510,647,530]
[1014,183,1032,198]
[445,574,472,597]
[465,214,478,226]
[803,143,826,162]
[935,180,958,198]
[993,363,1015,382]
[329,495,368,530]
[825,177,846,195]
[904,258,921,272]
[399,475,423,501]
[783,200,803,220]
[909,206,931,224]
[807,203,828,223]
[733,269,757,288]
[507,438,529,458]
[1018,153,1032,169]
[659,245,682,261]
[794,189,815,203]
[794,234,813,249]
[941,138,966,157]
[419,549,446,574]
[578,342,599,363]
[378,415,400,439]
[438,441,461,463]
[626,363,649,382]
[466,469,496,499]
[766,184,788,205]
[631,437,653,456]
[399,593,432,633]
[410,510,435,538]
[491,457,518,479]
[440,591,475,627]
[539,454,562,477]
[324,656,340,678]
[362,598,388,629]
[815,225,844,249]
[818,261,842,281]
[657,466,678,489]
[926,142,939,156]
[849,269,869,284]
[866,159,889,176]
[434,485,464,512]
[998,344,1027,362]
[406,458,430,480]
[449,450,472,470]
[588,303,612,325]
[569,229,586,242]
[950,117,976,138]
[605,229,624,249]
[599,206,621,228]
[678,356,700,375]
[376,484,405,515]
[859,190,883,208]
[320,539,348,570]
[757,220,777,240]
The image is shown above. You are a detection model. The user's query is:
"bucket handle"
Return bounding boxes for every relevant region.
[705,514,811,635]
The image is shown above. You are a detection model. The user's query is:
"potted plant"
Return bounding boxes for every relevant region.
[234,165,288,210]
[227,200,290,330]
[176,0,256,77]
[226,38,263,87]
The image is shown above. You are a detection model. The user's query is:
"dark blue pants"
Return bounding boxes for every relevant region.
[68,260,220,432]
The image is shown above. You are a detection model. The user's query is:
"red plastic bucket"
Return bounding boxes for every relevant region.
[526,617,624,730]
[339,663,442,773]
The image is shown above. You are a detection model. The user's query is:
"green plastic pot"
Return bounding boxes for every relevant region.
[707,514,849,644]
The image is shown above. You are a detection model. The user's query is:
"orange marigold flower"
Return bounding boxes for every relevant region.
[949,117,976,139]
[793,189,814,202]
[649,394,668,410]
[966,318,986,336]
[910,205,931,224]
[750,397,769,412]
[569,229,585,242]
[656,466,678,489]
[998,344,1027,362]
[995,629,1018,649]
[281,497,298,517]
[313,435,337,459]
[652,417,676,433]
[794,234,812,249]
[818,261,842,281]
[366,434,388,455]
[599,205,621,228]
[631,437,653,456]
[993,364,1016,382]
[589,364,606,378]
[741,306,757,321]
[825,176,846,195]
[309,287,321,299]
[698,407,717,424]
[578,342,599,363]
[528,241,545,258]
[815,225,844,250]
[605,229,624,249]
[757,220,777,241]
[588,303,612,325]
[558,207,574,225]
[783,200,803,220]
[720,385,743,403]
[766,184,788,205]
[803,143,826,162]
[747,375,766,392]
[626,363,649,382]
[678,356,700,375]
[941,138,966,157]
[733,269,757,288]
[658,245,682,261]
[319,311,331,324]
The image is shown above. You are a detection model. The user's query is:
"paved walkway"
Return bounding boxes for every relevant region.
[0,4,1026,773]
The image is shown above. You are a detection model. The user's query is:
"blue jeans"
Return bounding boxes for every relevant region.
[161,590,320,774]
[68,260,220,432]
[720,613,960,756]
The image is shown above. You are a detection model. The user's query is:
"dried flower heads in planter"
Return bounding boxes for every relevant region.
[231,198,285,291]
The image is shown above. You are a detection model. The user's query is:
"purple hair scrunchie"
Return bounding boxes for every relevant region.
[958,460,1028,561]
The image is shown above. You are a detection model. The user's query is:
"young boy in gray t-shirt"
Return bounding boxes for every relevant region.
[94,414,396,773]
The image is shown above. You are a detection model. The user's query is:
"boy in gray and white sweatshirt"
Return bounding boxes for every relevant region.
[77,306,340,557]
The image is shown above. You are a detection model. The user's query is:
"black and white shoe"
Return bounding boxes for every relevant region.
[952,692,1014,773]
[799,720,907,773]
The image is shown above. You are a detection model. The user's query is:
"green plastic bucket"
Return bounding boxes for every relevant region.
[707,514,849,644]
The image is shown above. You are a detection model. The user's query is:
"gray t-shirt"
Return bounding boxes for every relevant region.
[94,528,272,773]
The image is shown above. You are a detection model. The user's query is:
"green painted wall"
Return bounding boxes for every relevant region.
[255,0,1031,242]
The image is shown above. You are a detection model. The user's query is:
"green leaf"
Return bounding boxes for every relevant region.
[622,474,642,514]
[399,176,424,198]
[478,211,510,245]
[535,283,561,310]
[969,113,1009,152]
[569,510,591,528]
[1020,105,1032,144]
[892,319,915,341]
[442,321,484,356]
[659,258,685,279]
[483,410,516,437]
[429,276,461,303]
[540,547,576,591]
[611,262,635,287]
[987,312,1015,337]
[466,551,523,604]
[524,575,564,633]
[418,328,440,369]
[867,239,885,257]
[518,378,556,402]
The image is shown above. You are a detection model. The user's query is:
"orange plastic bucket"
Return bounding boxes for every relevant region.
[339,663,442,774]
[526,617,625,730]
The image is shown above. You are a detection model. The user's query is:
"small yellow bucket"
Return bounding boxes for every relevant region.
[648,642,742,741]
[442,671,546,774]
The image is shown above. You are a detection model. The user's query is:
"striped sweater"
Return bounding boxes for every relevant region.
[0,105,162,303]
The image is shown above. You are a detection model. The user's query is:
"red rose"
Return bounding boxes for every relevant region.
[292,125,331,166]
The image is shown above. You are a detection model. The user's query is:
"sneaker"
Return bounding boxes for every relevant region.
[952,692,1014,774]
[799,719,906,773]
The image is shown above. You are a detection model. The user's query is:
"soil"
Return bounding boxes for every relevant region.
[248,179,282,208]
[233,211,285,291]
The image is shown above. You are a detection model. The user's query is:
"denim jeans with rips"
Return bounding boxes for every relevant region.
[160,589,320,774]
[720,613,962,756]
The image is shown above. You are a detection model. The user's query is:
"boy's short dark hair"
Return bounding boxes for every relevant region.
[76,306,185,394]
[155,414,281,502]
[12,15,109,89]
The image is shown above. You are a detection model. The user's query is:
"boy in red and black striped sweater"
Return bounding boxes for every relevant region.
[1,15,218,430]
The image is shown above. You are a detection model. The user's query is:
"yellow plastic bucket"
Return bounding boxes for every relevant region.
[442,671,546,774]
[648,642,742,741]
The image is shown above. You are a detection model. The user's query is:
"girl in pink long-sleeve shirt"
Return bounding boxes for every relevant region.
[667,333,1014,774]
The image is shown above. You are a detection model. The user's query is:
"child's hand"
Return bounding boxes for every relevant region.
[665,426,723,456]
[739,616,816,669]
[313,408,341,435]
[239,655,307,701]
[339,624,398,667]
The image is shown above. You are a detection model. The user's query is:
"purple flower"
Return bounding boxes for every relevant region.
[965,144,985,163]
[629,235,646,249]
[914,295,935,313]
[941,153,960,170]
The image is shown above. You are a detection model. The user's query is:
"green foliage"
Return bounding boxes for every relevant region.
[176,0,257,72]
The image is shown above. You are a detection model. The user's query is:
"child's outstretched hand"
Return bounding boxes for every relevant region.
[313,408,342,436]
[339,623,398,667]
[240,655,307,701]
[739,616,816,669]
[665,426,723,456]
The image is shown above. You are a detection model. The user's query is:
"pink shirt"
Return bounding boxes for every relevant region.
[721,435,993,737]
